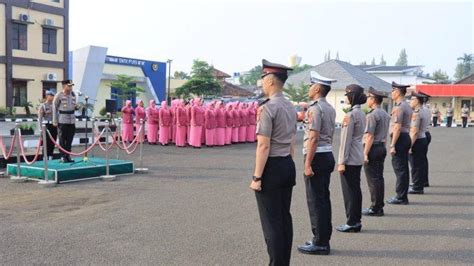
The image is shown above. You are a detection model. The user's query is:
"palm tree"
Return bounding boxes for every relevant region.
[284,83,310,103]
[457,53,473,76]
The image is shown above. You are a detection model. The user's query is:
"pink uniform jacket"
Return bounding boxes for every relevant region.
[205,109,217,129]
[147,106,159,125]
[121,106,134,124]
[135,106,146,124]
[216,108,226,128]
[159,106,171,127]
[193,106,205,126]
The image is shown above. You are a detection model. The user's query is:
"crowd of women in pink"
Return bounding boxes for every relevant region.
[121,98,257,148]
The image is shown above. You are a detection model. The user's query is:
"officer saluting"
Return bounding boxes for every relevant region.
[297,71,336,256]
[362,87,390,216]
[250,59,297,266]
[387,82,413,205]
[38,90,58,160]
[53,80,78,163]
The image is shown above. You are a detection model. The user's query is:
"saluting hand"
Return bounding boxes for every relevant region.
[249,180,262,192]
[337,164,345,173]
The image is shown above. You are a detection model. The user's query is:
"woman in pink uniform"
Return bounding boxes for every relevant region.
[134,100,146,143]
[238,103,248,143]
[215,102,226,146]
[231,102,240,143]
[170,100,177,144]
[246,102,257,142]
[190,98,205,148]
[205,103,217,147]
[186,101,192,145]
[146,100,159,145]
[121,100,135,143]
[159,101,171,145]
[225,104,234,145]
[175,101,188,147]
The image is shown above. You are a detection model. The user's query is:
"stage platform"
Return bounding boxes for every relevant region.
[7,158,134,183]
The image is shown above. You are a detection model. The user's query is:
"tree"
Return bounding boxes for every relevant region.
[336,51,340,60]
[327,50,331,61]
[371,58,376,65]
[431,69,450,83]
[174,71,190,79]
[395,49,408,66]
[239,65,262,86]
[359,61,367,65]
[380,54,387,66]
[176,59,221,98]
[455,53,474,80]
[109,75,145,106]
[291,64,313,74]
[284,83,309,103]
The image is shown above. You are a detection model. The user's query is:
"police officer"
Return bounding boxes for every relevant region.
[297,71,336,255]
[419,92,431,188]
[362,87,390,217]
[337,84,366,232]
[446,103,454,127]
[249,59,297,266]
[38,90,57,160]
[408,92,430,194]
[431,103,439,127]
[387,82,413,205]
[53,80,78,163]
[461,104,470,128]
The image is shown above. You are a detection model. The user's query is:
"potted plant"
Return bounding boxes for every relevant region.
[10,123,36,136]
[22,101,34,117]
[0,107,7,119]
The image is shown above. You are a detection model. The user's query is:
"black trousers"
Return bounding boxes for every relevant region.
[432,117,438,127]
[58,124,75,159]
[363,143,386,210]
[462,117,468,128]
[256,155,296,266]
[44,124,57,157]
[447,116,453,127]
[340,165,363,226]
[303,152,335,246]
[425,132,431,186]
[410,138,428,191]
[392,132,411,201]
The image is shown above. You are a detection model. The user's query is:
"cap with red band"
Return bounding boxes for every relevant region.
[261,59,293,78]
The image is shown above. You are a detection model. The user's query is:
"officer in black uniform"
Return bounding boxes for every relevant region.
[38,90,58,160]
[362,87,390,216]
[53,80,78,163]
[387,82,413,205]
[250,59,297,266]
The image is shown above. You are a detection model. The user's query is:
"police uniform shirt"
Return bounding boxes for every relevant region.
[461,107,469,117]
[446,107,454,117]
[53,91,77,125]
[303,97,336,155]
[38,102,53,124]
[256,92,297,157]
[390,101,413,134]
[422,105,431,132]
[410,108,428,139]
[431,107,439,115]
[338,105,366,166]
[365,106,390,143]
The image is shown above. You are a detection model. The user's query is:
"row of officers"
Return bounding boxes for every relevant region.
[249,59,434,265]
[430,102,471,128]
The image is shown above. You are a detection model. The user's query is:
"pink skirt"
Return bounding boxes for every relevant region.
[232,127,239,143]
[176,126,187,147]
[239,126,247,142]
[201,126,206,144]
[205,128,215,146]
[122,123,134,142]
[159,126,170,145]
[225,127,233,145]
[247,125,256,142]
[135,123,145,143]
[147,124,158,144]
[171,125,177,143]
[215,128,225,146]
[189,125,202,147]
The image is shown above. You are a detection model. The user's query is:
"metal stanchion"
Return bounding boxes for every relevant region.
[90,117,95,159]
[116,118,121,160]
[10,123,27,183]
[39,123,55,187]
[101,121,116,181]
[135,119,148,173]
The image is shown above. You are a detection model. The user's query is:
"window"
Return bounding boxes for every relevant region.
[42,28,57,54]
[42,82,57,98]
[13,81,28,107]
[111,85,137,111]
[12,23,27,50]
[51,0,60,2]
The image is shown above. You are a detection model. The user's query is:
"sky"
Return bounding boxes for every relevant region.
[70,0,473,78]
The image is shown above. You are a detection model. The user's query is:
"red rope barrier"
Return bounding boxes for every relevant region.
[0,134,17,159]
[17,132,42,165]
[47,128,106,156]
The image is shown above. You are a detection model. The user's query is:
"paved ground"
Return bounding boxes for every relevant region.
[0,127,473,265]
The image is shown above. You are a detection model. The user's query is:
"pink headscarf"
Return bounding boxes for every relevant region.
[161,101,167,109]
[137,99,144,107]
[126,100,132,107]
[149,100,156,107]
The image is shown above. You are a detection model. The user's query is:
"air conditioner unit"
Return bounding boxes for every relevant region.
[19,14,30,22]
[44,18,54,26]
[45,73,57,81]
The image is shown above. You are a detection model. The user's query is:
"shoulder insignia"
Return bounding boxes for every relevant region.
[342,115,350,127]
[310,100,318,107]
[258,98,269,107]
[308,110,313,124]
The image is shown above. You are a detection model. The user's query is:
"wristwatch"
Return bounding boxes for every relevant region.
[252,176,262,182]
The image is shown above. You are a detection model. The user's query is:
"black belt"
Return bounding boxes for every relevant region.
[59,110,75,114]
[372,142,385,145]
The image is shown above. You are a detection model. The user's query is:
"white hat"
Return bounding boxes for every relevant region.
[310,71,337,86]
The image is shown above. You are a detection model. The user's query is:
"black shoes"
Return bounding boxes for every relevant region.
[408,187,424,194]
[297,242,330,255]
[362,207,384,217]
[61,157,75,163]
[336,223,362,233]
[386,197,409,205]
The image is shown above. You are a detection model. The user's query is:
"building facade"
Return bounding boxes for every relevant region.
[1,0,69,113]
[356,65,434,85]
[71,45,167,116]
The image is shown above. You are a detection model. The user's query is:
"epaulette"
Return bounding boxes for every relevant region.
[309,100,318,107]
[258,98,270,107]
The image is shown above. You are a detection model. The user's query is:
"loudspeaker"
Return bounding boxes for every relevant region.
[106,99,117,113]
